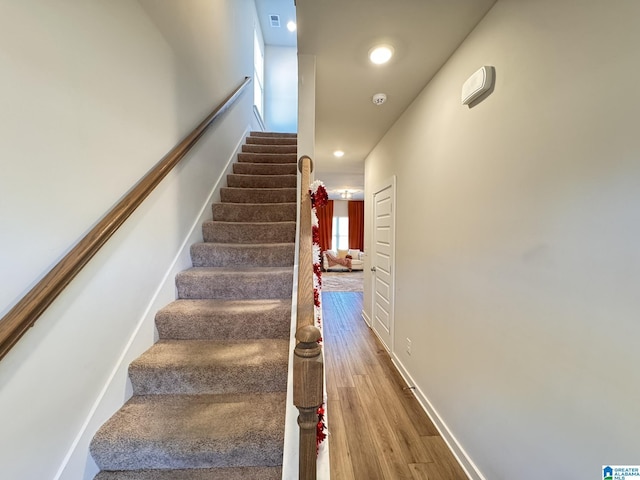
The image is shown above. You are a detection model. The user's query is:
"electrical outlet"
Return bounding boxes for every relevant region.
[406,338,412,355]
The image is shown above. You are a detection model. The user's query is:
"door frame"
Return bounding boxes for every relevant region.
[370,175,396,354]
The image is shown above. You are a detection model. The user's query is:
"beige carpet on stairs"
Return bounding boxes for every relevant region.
[89,131,297,480]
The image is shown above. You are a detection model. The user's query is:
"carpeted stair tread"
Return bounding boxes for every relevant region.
[176,267,293,300]
[212,203,296,222]
[202,221,295,244]
[220,187,296,204]
[237,152,297,164]
[129,339,289,395]
[227,174,297,188]
[246,135,297,146]
[90,392,286,471]
[250,131,296,138]
[95,466,282,480]
[233,162,297,175]
[191,243,294,267]
[241,144,297,154]
[156,299,291,340]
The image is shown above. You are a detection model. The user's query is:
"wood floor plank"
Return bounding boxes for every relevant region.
[418,462,468,480]
[421,437,469,480]
[337,386,385,480]
[354,337,436,463]
[352,374,415,479]
[322,291,469,480]
[322,297,357,390]
[325,359,340,402]
[326,399,356,480]
[400,388,441,437]
[376,358,441,437]
[408,463,433,480]
[364,363,434,464]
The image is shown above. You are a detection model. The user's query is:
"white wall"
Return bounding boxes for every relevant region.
[265,45,298,132]
[297,54,316,164]
[253,15,266,130]
[0,1,258,479]
[364,0,640,478]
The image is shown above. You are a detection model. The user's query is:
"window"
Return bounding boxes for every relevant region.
[253,30,264,121]
[332,216,349,251]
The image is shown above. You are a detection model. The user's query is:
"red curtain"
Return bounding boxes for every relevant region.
[348,200,364,251]
[316,200,334,252]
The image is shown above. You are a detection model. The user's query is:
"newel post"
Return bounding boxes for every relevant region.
[294,324,323,480]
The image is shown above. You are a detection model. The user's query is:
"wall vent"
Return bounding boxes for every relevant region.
[269,14,280,27]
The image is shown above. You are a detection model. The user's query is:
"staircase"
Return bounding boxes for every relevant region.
[90,132,298,479]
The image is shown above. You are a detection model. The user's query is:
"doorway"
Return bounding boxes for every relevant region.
[371,178,395,352]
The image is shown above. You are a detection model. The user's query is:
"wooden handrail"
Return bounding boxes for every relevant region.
[294,155,324,480]
[0,76,252,361]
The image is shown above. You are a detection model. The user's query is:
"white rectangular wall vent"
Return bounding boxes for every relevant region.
[461,66,495,105]
[269,14,280,27]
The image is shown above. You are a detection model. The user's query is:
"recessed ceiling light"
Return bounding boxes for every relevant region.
[369,45,394,65]
[287,21,296,32]
[333,150,345,158]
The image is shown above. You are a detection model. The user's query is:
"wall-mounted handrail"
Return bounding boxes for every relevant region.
[0,76,252,361]
[293,155,324,479]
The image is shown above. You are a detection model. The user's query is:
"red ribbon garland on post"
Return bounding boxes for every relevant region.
[309,181,329,452]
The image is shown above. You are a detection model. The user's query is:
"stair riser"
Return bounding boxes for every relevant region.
[241,144,297,154]
[191,244,294,268]
[94,443,283,471]
[156,302,291,341]
[220,188,297,204]
[237,153,297,164]
[233,163,297,175]
[95,466,283,480]
[130,369,288,396]
[129,364,288,395]
[202,221,295,244]
[246,136,297,146]
[250,131,296,138]
[227,174,297,188]
[176,270,293,300]
[212,204,296,222]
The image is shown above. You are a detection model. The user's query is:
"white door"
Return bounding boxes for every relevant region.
[372,183,394,351]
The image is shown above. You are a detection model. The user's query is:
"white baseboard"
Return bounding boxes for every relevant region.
[391,355,486,480]
[253,105,266,131]
[55,127,251,480]
[361,309,372,327]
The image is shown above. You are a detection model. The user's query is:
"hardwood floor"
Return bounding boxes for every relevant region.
[322,291,468,480]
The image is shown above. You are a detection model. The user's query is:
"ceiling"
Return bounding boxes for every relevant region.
[254,0,297,47]
[256,0,496,200]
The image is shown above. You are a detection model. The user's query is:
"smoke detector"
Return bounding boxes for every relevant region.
[372,93,387,106]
